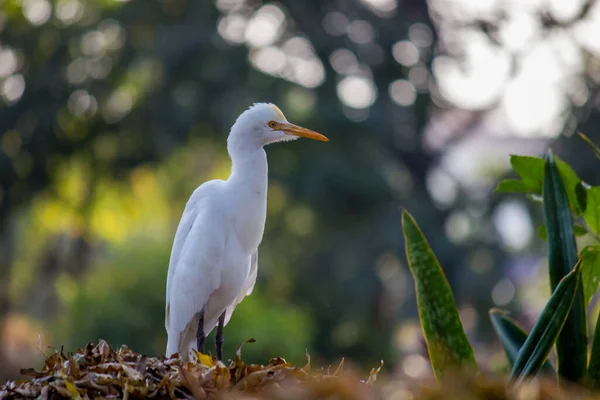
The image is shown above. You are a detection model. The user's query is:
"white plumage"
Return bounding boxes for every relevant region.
[165,103,328,361]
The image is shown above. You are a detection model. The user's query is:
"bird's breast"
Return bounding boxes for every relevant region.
[231,194,267,253]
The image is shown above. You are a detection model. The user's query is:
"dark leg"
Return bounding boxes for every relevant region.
[196,306,206,354]
[216,311,226,361]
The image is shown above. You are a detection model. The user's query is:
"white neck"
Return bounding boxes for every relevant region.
[228,146,268,187]
[225,143,268,252]
[226,123,269,190]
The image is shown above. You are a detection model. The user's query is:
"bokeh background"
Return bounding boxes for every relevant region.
[1,0,600,382]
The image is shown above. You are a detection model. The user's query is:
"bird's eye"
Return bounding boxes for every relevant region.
[268,121,277,128]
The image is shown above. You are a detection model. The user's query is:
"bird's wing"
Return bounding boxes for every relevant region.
[224,250,258,326]
[165,181,225,332]
[246,251,259,296]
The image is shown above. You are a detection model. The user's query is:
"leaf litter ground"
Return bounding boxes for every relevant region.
[0,339,382,399]
[2,339,594,399]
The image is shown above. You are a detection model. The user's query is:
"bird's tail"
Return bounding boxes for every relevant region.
[166,324,197,361]
[166,332,180,359]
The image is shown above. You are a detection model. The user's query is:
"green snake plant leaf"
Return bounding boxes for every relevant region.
[542,151,587,383]
[537,224,588,241]
[489,309,555,375]
[509,262,582,387]
[401,210,478,381]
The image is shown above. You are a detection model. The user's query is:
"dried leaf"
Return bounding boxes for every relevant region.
[365,360,384,386]
[64,379,81,400]
[214,365,231,389]
[232,364,286,390]
[332,358,345,376]
[96,339,112,362]
[178,366,207,400]
[304,350,312,373]
[234,338,256,368]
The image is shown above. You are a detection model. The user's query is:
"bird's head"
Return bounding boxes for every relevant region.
[228,103,328,150]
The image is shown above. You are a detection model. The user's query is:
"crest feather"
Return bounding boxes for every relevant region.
[248,102,286,121]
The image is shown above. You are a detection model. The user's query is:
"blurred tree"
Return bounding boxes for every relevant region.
[0,0,430,367]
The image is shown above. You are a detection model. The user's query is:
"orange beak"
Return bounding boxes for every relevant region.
[280,123,329,142]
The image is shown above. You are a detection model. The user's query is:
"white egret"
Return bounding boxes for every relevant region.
[165,103,328,361]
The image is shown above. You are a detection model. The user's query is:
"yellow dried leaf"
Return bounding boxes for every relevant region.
[64,380,81,400]
[194,351,215,368]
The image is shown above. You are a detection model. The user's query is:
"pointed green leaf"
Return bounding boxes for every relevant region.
[489,309,555,375]
[402,210,478,380]
[543,151,587,383]
[555,158,585,215]
[496,179,530,193]
[584,187,600,236]
[510,155,545,193]
[578,132,600,161]
[581,246,600,308]
[509,263,581,386]
[507,154,583,214]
